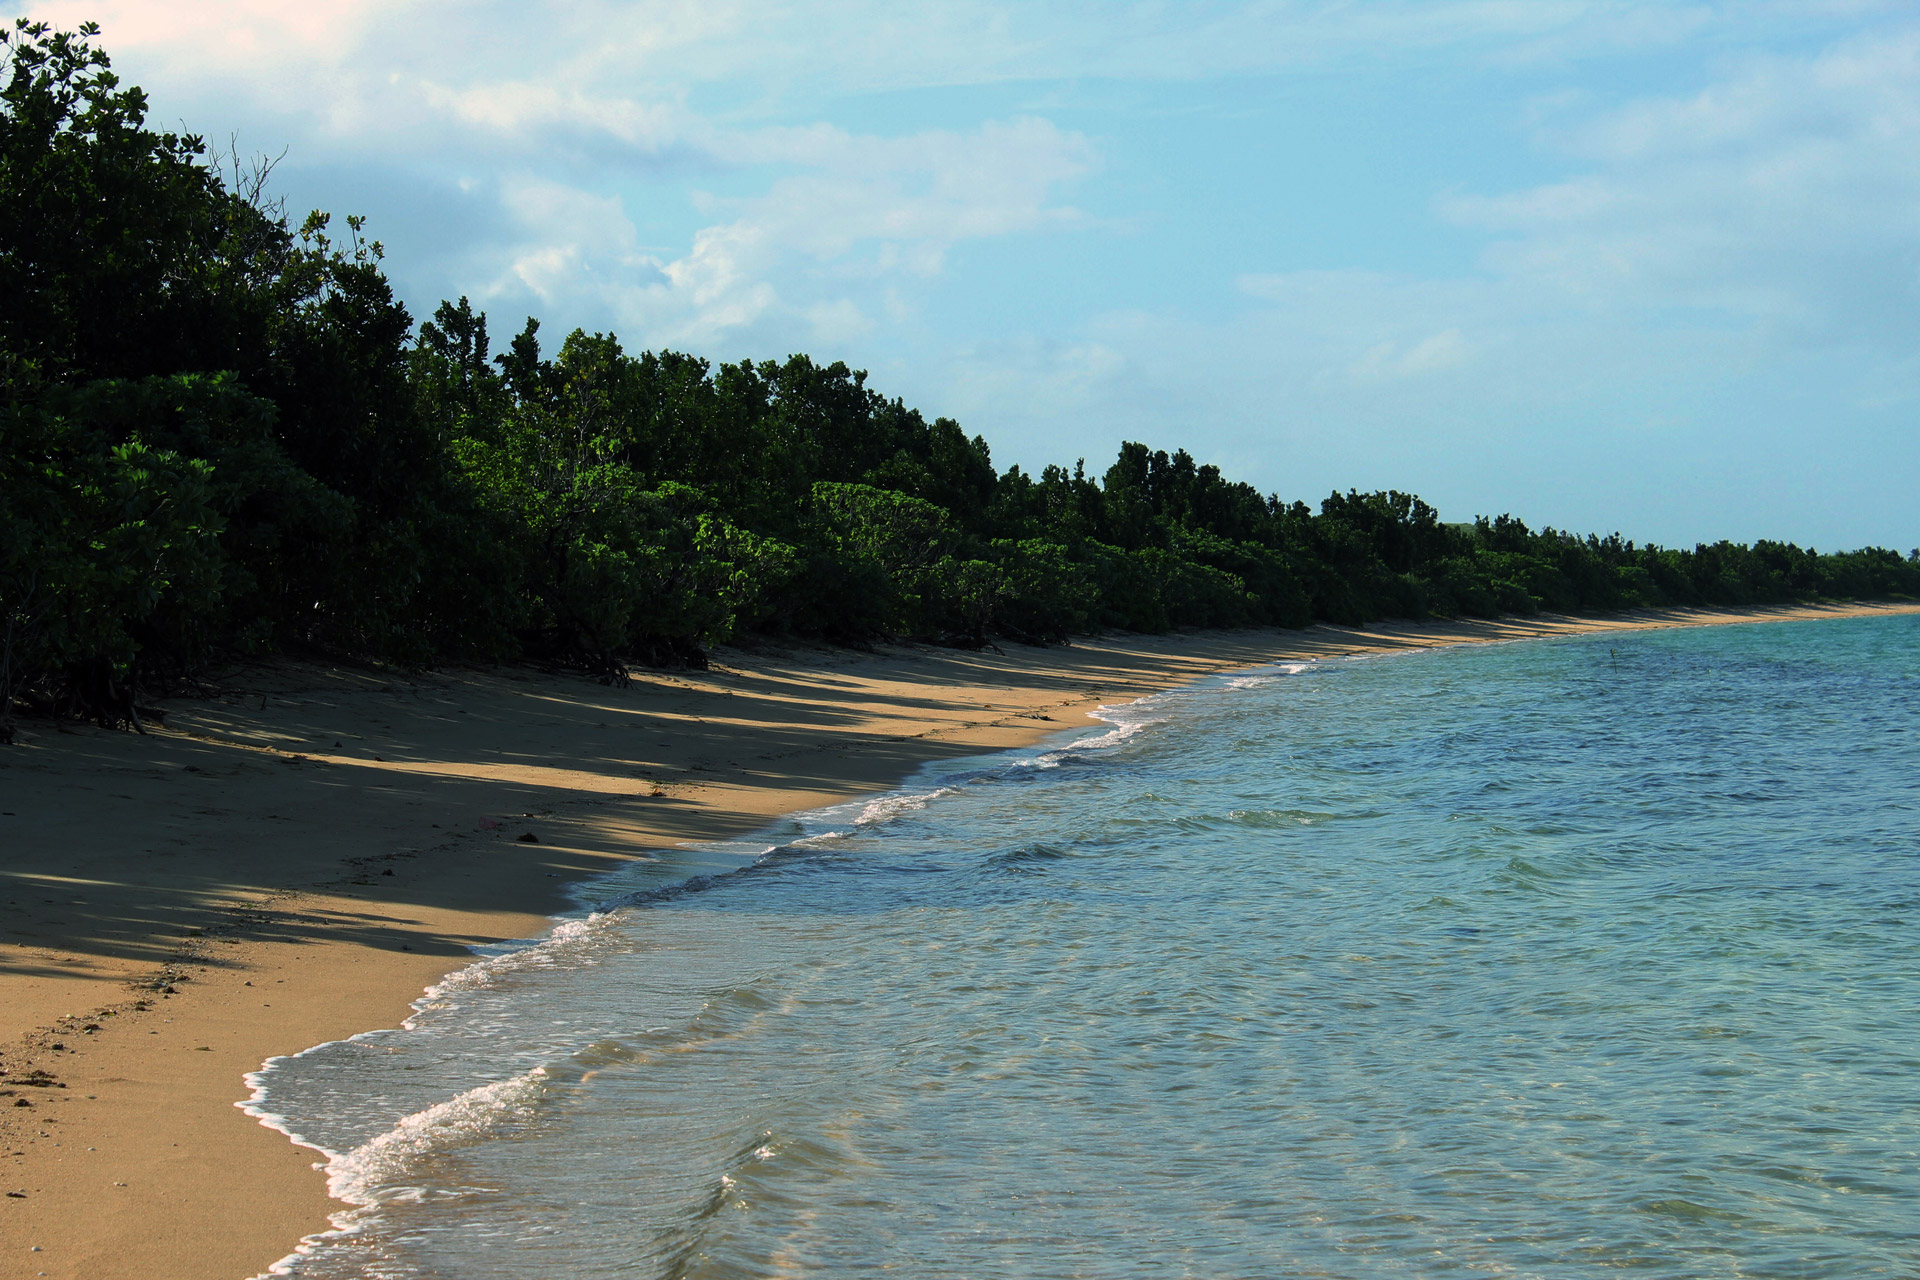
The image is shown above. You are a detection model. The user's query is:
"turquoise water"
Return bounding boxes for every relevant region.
[257,614,1920,1279]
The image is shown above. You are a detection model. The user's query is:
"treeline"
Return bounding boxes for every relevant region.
[3,22,1916,732]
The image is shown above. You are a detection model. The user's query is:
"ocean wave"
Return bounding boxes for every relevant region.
[327,1067,551,1207]
[984,842,1079,870]
[241,615,1920,1278]
[1223,661,1319,689]
[238,913,604,1156]
[1067,705,1163,753]
[242,680,1187,1276]
[250,1067,553,1277]
[1226,807,1376,828]
[854,787,956,826]
[418,915,603,1004]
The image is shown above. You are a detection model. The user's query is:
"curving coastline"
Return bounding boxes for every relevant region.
[3,602,1917,1280]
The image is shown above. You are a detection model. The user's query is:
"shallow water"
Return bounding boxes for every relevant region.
[256,614,1920,1278]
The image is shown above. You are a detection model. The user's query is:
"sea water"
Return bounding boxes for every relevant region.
[251,613,1920,1279]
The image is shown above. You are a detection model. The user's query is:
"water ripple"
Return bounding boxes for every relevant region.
[263,614,1920,1279]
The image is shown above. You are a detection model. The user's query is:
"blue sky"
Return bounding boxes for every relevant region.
[24,1,1920,548]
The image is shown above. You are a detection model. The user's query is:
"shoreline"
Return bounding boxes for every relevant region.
[2,600,1915,1280]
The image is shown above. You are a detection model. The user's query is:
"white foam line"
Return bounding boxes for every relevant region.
[245,1066,551,1276]
[854,787,957,825]
[328,1066,550,1205]
[1054,711,1157,754]
[237,678,1198,1275]
[239,912,622,1274]
[1222,661,1323,690]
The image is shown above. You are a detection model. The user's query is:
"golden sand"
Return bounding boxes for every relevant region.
[2,602,1914,1280]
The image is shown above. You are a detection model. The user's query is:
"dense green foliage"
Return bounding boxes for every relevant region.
[4,22,1916,732]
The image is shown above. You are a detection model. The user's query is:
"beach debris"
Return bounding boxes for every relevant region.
[516,832,540,843]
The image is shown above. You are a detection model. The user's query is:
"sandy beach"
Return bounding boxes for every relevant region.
[1,601,1914,1280]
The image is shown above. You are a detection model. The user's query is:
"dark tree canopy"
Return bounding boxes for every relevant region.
[4,20,1915,731]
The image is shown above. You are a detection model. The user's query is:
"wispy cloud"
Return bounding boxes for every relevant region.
[1444,25,1920,347]
[470,115,1093,347]
[35,0,1913,352]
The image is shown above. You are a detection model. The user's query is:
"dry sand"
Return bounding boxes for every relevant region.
[2,602,1915,1279]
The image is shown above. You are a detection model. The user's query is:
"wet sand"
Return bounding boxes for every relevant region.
[2,602,1914,1280]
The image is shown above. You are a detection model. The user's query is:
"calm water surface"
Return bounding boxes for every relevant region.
[257,614,1920,1278]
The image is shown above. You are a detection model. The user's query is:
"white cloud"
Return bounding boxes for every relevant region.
[455,115,1090,347]
[417,80,688,153]
[41,0,1897,159]
[32,0,1915,357]
[17,0,1111,346]
[1443,26,1920,347]
[803,298,874,345]
[490,177,653,304]
[1351,328,1473,380]
[940,13,1920,542]
[25,0,396,65]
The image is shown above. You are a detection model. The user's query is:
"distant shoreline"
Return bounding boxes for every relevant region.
[3,600,1916,1279]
